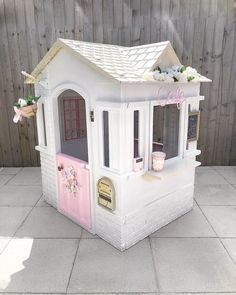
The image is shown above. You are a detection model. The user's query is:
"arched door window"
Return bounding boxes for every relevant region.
[58,90,88,162]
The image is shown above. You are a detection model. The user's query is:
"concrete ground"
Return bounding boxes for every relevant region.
[0,166,236,294]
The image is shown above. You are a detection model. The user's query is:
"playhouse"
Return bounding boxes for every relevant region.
[25,39,210,250]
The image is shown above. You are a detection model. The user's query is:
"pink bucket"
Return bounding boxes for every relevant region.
[152,152,166,171]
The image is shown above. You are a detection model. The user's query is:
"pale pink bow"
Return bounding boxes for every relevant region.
[13,106,23,123]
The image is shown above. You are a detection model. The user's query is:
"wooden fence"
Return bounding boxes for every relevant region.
[0,0,235,166]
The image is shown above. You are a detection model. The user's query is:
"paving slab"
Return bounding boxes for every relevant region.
[221,239,236,264]
[35,196,51,207]
[151,204,216,237]
[151,238,236,292]
[0,168,22,175]
[8,168,41,186]
[0,185,42,207]
[81,229,99,239]
[0,175,14,188]
[0,207,31,237]
[0,238,78,293]
[201,206,236,237]
[67,238,157,293]
[195,167,227,185]
[16,207,82,238]
[194,184,236,205]
[214,167,236,184]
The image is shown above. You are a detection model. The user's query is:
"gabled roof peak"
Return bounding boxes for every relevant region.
[25,38,210,84]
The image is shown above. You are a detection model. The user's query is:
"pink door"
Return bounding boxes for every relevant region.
[56,153,91,229]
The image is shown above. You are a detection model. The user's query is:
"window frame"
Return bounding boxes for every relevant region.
[61,97,87,142]
[128,101,149,172]
[102,110,110,168]
[37,97,48,149]
[97,103,121,173]
[149,100,186,169]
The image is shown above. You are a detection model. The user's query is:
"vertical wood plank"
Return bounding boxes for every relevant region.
[122,0,132,46]
[23,0,40,166]
[74,0,84,41]
[131,0,141,46]
[150,0,161,43]
[82,0,93,42]
[93,0,103,43]
[140,0,151,44]
[1,0,23,166]
[113,0,123,44]
[103,0,114,44]
[53,0,66,38]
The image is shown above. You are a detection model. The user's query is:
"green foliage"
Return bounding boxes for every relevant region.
[14,95,41,109]
[187,76,195,82]
[180,65,187,73]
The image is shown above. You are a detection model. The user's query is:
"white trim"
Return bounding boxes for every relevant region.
[181,100,189,158]
[149,101,184,169]
[36,97,49,151]
[49,82,95,234]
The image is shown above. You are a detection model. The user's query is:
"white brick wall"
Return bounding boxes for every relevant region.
[95,208,123,250]
[40,152,58,208]
[124,184,194,249]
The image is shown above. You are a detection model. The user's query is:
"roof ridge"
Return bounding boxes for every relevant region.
[121,41,170,51]
[59,38,126,49]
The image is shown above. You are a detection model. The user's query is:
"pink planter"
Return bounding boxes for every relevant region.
[20,104,38,118]
[152,151,166,171]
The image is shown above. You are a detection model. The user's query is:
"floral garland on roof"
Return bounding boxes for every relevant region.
[143,65,201,83]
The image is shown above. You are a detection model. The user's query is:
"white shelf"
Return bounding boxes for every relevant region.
[184,149,201,158]
[146,158,201,180]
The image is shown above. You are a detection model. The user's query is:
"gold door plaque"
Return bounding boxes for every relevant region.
[97,177,115,211]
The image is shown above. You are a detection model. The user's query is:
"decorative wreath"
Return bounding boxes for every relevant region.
[61,166,81,194]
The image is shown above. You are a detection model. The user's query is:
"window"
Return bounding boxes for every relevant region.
[134,110,140,158]
[59,91,88,162]
[103,111,110,167]
[152,104,180,159]
[41,103,47,146]
[63,98,87,141]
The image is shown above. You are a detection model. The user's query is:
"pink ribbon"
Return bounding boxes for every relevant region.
[13,106,23,123]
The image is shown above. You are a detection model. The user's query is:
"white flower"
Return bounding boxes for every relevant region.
[18,98,27,107]
[172,64,180,71]
[149,64,200,83]
[164,73,174,82]
[143,72,155,81]
[166,68,175,78]
[153,71,165,81]
[185,66,198,76]
[174,72,188,83]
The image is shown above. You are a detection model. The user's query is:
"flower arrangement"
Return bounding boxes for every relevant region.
[143,65,201,83]
[61,166,81,194]
[13,95,40,123]
[14,95,40,109]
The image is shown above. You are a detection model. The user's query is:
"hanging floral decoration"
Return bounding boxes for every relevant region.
[13,95,40,123]
[143,65,201,83]
[61,166,81,194]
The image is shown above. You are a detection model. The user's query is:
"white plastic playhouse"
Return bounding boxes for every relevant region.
[25,39,210,250]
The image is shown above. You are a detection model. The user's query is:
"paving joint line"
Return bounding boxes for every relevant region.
[211,166,236,187]
[0,183,40,255]
[148,236,160,293]
[65,236,82,293]
[196,201,236,268]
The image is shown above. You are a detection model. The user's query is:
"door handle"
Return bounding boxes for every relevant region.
[57,164,63,171]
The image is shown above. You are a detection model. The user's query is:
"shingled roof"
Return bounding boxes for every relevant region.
[25,38,210,83]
